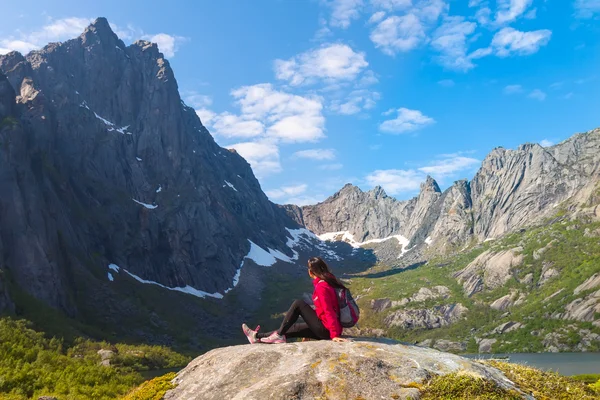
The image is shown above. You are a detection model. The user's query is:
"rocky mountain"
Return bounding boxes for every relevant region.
[0,18,325,326]
[288,129,600,263]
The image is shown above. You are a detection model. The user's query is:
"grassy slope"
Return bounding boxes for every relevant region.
[0,318,190,400]
[347,217,600,353]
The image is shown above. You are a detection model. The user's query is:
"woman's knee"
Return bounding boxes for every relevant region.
[291,299,305,309]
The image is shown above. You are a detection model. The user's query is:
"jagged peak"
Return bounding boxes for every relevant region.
[80,17,121,47]
[369,185,388,199]
[421,176,441,193]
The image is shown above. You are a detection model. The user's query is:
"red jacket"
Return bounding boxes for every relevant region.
[312,278,343,339]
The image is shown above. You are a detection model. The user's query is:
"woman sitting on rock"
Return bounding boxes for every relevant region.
[242,257,348,344]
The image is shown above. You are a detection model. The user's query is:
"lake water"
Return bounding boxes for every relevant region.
[465,352,600,376]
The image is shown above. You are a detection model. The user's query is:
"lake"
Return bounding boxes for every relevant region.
[465,352,600,376]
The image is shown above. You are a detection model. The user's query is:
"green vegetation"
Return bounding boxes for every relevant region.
[488,361,600,399]
[420,373,521,400]
[0,318,189,400]
[419,362,600,400]
[121,372,176,400]
[572,374,600,384]
[346,217,600,353]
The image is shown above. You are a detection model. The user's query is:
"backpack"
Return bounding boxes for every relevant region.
[317,280,360,328]
[336,287,360,328]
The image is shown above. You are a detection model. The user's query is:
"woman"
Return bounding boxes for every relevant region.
[242,257,348,344]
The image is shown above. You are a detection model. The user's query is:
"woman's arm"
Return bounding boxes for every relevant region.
[315,285,343,339]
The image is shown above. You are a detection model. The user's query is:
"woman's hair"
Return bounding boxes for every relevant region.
[307,257,346,289]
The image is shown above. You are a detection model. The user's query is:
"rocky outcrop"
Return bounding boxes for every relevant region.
[494,321,523,334]
[164,340,526,400]
[575,273,600,295]
[454,248,523,296]
[538,262,559,286]
[433,339,466,352]
[0,18,302,314]
[556,290,600,323]
[478,338,497,353]
[384,303,468,329]
[371,286,451,312]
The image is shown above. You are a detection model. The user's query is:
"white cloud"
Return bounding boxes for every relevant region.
[468,0,482,6]
[329,0,364,28]
[370,0,412,10]
[293,149,337,160]
[141,33,187,58]
[368,11,387,24]
[495,0,534,25]
[330,89,380,114]
[228,141,282,178]
[274,43,368,86]
[524,8,537,19]
[365,169,424,195]
[418,156,479,176]
[319,163,344,170]
[438,79,455,87]
[0,17,187,57]
[539,139,554,147]
[211,113,265,138]
[431,16,478,71]
[266,184,308,199]
[491,27,552,57]
[0,17,92,55]
[365,153,480,195]
[475,7,492,25]
[575,0,600,18]
[195,108,217,126]
[219,84,325,143]
[380,108,435,134]
[370,14,426,55]
[284,194,327,206]
[528,89,546,101]
[503,84,523,94]
[184,92,213,108]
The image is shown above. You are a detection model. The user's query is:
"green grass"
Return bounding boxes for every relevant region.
[488,361,600,400]
[121,372,176,400]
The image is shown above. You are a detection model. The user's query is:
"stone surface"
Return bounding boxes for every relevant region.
[454,248,523,296]
[494,321,523,334]
[384,303,468,329]
[164,340,525,400]
[478,338,497,353]
[433,339,466,352]
[557,290,600,322]
[538,262,560,286]
[575,273,600,295]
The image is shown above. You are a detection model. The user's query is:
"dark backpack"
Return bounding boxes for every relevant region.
[335,287,360,328]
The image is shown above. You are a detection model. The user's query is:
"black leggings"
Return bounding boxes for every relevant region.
[256,299,330,340]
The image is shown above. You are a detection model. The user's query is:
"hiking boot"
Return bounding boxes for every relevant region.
[260,331,286,344]
[242,323,261,344]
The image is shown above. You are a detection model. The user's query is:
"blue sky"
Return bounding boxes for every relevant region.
[1,1,599,205]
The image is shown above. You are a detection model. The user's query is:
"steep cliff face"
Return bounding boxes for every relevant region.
[292,129,600,258]
[0,18,299,313]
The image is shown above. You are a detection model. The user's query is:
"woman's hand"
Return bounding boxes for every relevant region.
[332,337,349,342]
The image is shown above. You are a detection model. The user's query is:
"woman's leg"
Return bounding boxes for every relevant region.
[257,299,329,340]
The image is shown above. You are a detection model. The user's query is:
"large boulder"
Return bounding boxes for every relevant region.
[164,340,526,400]
[454,248,523,296]
[384,303,468,329]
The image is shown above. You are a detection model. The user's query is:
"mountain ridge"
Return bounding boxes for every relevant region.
[288,128,600,263]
